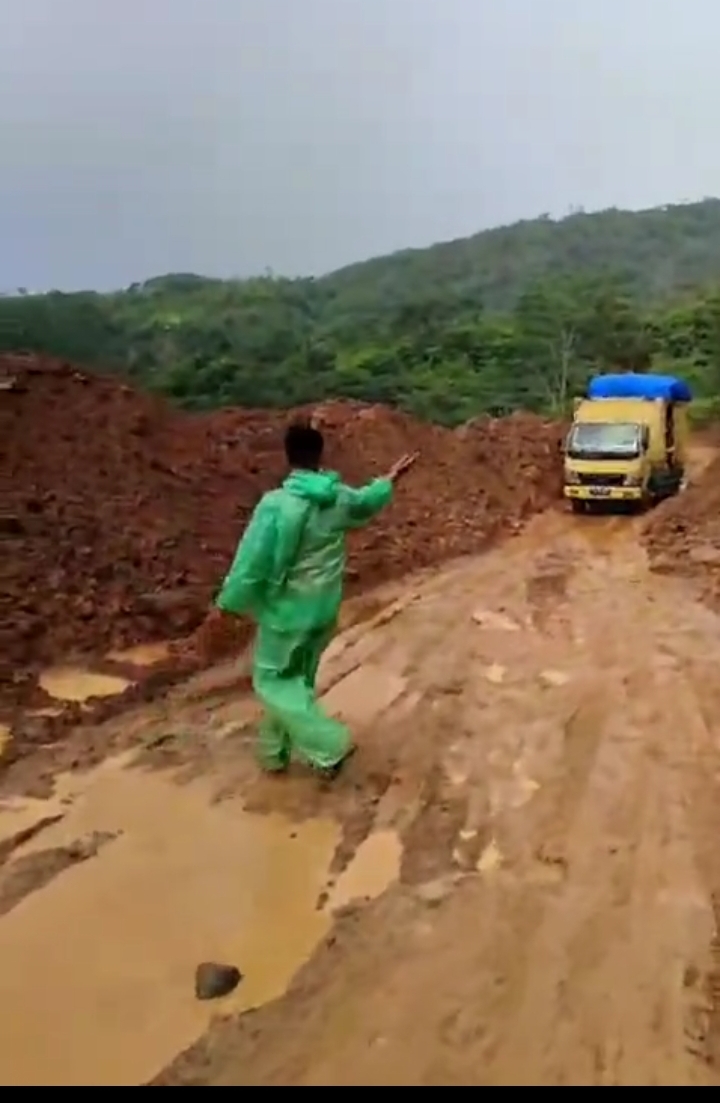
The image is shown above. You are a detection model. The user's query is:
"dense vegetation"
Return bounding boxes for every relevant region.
[5,199,720,424]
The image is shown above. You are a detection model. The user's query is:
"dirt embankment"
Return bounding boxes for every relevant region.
[4,354,565,707]
[643,440,720,607]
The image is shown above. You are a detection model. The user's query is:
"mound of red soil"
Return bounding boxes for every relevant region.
[643,448,720,608]
[314,402,565,587]
[4,355,565,699]
[3,356,261,673]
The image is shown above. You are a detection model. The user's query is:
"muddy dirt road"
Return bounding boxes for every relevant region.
[3,448,720,1086]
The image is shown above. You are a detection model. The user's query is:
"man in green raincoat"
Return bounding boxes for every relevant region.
[213,421,417,776]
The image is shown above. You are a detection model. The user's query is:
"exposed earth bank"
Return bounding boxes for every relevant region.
[3,353,564,759]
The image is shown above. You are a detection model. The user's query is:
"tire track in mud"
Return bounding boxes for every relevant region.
[511,504,720,1085]
[491,670,695,1084]
[449,547,655,1081]
[669,653,720,1072]
[330,512,720,1085]
[416,519,720,1087]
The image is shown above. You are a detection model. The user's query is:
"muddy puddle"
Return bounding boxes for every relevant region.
[38,643,172,707]
[327,830,402,911]
[0,755,400,1086]
[39,666,131,703]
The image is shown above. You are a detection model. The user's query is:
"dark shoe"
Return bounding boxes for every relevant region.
[317,743,357,781]
[258,753,290,775]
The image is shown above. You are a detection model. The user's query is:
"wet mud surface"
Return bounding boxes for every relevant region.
[151,501,720,1086]
[4,472,720,1084]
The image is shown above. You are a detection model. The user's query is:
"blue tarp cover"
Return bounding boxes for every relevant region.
[587,373,692,402]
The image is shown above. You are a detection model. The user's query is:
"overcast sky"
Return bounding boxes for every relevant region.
[0,0,718,291]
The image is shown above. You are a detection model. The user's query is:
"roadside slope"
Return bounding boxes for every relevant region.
[643,437,720,609]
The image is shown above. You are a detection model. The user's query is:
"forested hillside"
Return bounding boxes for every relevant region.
[4,199,720,424]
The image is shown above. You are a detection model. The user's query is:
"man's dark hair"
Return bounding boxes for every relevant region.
[284,421,324,469]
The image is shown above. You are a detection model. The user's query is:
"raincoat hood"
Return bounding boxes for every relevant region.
[284,469,340,508]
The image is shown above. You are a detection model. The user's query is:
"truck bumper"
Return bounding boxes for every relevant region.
[564,486,643,502]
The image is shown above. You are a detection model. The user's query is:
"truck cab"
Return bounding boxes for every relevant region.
[564,373,691,512]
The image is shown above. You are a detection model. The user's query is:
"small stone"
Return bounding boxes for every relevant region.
[539,669,570,687]
[143,731,175,749]
[688,545,720,566]
[477,839,503,873]
[67,829,118,860]
[471,609,520,632]
[215,721,246,742]
[194,961,243,1001]
[414,877,453,906]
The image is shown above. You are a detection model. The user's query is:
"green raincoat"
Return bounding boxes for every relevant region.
[215,469,393,771]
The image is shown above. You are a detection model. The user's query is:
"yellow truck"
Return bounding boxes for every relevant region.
[564,373,691,512]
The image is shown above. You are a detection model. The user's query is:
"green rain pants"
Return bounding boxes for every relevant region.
[252,620,352,772]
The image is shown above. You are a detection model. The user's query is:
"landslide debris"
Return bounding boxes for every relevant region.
[4,355,565,703]
[643,447,720,608]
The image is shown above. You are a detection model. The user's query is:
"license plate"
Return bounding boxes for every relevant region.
[588,486,611,497]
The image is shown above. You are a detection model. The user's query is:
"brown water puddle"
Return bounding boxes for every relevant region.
[326,830,402,912]
[0,755,400,1086]
[36,642,172,708]
[39,666,131,703]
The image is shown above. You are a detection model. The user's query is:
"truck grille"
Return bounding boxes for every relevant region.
[577,473,626,488]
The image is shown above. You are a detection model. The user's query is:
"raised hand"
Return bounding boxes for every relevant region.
[387,451,419,483]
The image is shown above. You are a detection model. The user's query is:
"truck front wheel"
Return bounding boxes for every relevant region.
[571,500,586,514]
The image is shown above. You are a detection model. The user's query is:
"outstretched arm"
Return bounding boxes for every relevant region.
[344,451,419,529]
[344,478,394,529]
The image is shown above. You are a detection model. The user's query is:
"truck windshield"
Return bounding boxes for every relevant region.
[567,422,642,459]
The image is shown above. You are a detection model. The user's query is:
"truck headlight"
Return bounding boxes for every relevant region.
[624,474,642,487]
[565,471,581,484]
